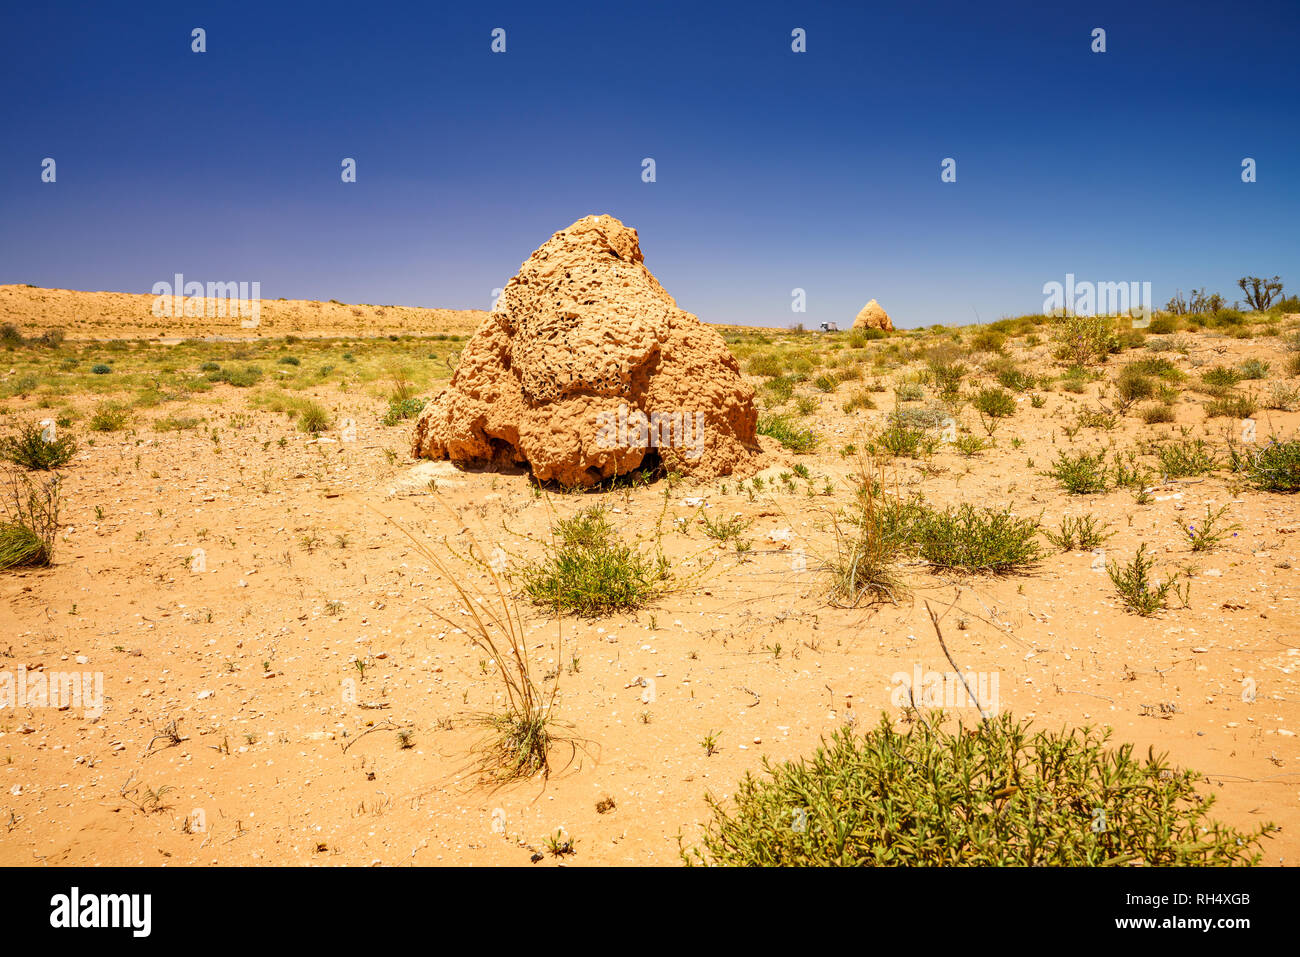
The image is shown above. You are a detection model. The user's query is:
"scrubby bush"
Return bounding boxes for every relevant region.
[1155,439,1220,478]
[968,328,1006,354]
[685,713,1271,866]
[813,373,839,393]
[296,401,331,433]
[1231,438,1300,493]
[0,422,76,470]
[1108,544,1187,616]
[972,387,1016,418]
[994,365,1035,392]
[910,504,1041,573]
[873,422,936,458]
[1205,394,1257,419]
[1047,450,1108,494]
[1114,365,1155,409]
[207,365,263,388]
[521,506,669,616]
[1052,315,1117,365]
[88,403,131,432]
[382,397,427,425]
[0,474,61,570]
[1140,402,1176,424]
[841,390,876,413]
[758,414,818,453]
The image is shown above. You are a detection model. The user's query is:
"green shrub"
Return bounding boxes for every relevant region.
[684,713,1271,866]
[873,422,935,458]
[1128,357,1185,381]
[1114,365,1155,408]
[1231,438,1300,493]
[972,387,1016,418]
[1140,403,1176,424]
[90,364,112,375]
[1205,394,1257,419]
[0,422,76,470]
[700,512,752,545]
[1265,383,1300,411]
[1237,359,1270,380]
[1043,513,1113,552]
[521,507,669,616]
[0,474,61,570]
[747,353,785,377]
[1201,366,1243,387]
[761,376,796,404]
[911,504,1041,573]
[208,365,263,388]
[927,357,967,394]
[1180,504,1239,552]
[757,414,818,453]
[847,328,886,347]
[88,402,131,432]
[1155,439,1219,477]
[296,401,332,433]
[1060,365,1090,393]
[969,329,1006,353]
[1047,450,1108,494]
[813,373,839,393]
[152,414,202,432]
[953,434,989,457]
[894,381,924,402]
[1074,407,1118,431]
[382,397,427,425]
[888,408,948,429]
[995,366,1034,392]
[1053,315,1117,365]
[841,390,876,413]
[277,355,301,366]
[1107,544,1187,616]
[825,466,904,606]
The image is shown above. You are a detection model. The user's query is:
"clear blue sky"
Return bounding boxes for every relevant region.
[2,0,1297,329]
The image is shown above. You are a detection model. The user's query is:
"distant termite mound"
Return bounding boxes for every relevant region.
[852,299,894,331]
[412,215,760,487]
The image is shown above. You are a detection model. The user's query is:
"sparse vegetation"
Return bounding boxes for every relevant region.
[522,506,670,616]
[1107,544,1187,616]
[0,422,77,471]
[1047,450,1108,494]
[0,473,61,570]
[686,713,1270,866]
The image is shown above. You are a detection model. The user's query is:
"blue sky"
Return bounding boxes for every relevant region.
[2,0,1297,329]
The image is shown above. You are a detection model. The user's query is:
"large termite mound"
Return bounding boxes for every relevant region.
[852,299,894,331]
[411,215,760,487]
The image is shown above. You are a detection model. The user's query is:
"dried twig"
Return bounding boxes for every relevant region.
[924,590,991,722]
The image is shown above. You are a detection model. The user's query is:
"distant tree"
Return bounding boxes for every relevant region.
[1167,288,1225,315]
[1237,276,1283,311]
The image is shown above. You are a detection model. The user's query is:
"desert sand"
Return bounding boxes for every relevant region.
[1,273,1297,867]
